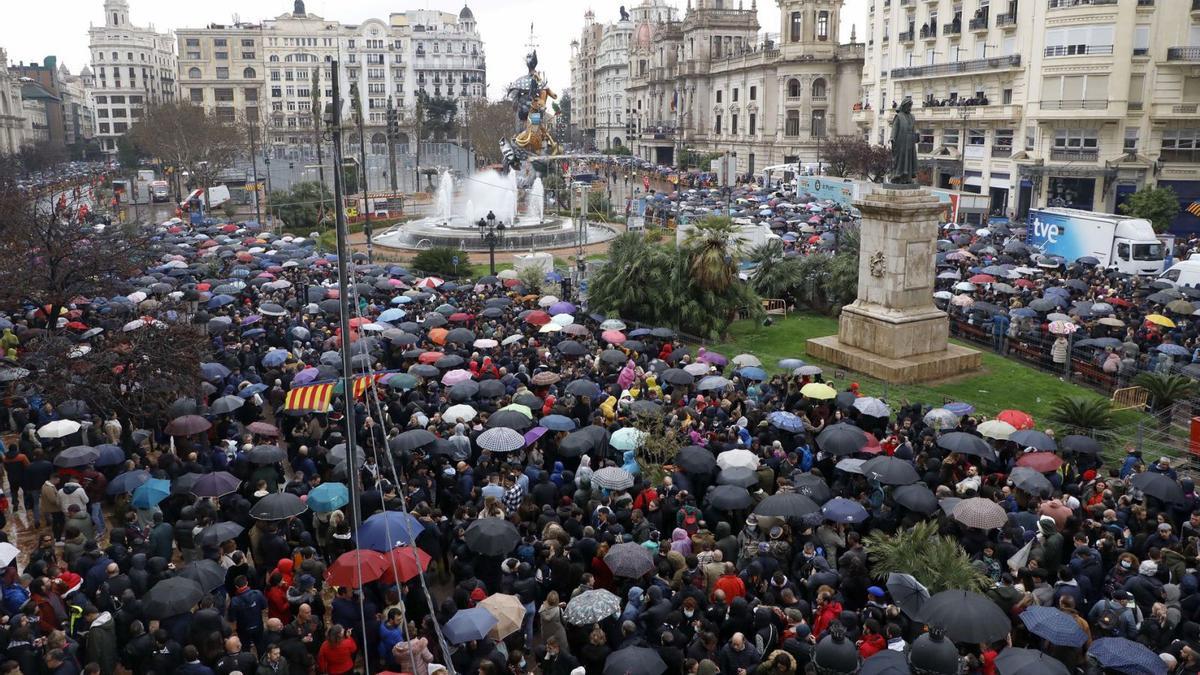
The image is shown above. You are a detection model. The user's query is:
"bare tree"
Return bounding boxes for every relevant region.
[466,100,518,166]
[127,102,244,209]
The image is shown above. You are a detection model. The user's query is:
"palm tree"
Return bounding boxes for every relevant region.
[1133,372,1196,428]
[1047,396,1115,433]
[864,521,989,593]
[588,232,670,325]
[681,216,745,293]
[747,239,803,299]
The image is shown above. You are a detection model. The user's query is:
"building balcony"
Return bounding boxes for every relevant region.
[1128,101,1144,111]
[943,22,962,36]
[899,30,915,43]
[1049,148,1099,162]
[969,16,989,31]
[1150,102,1200,118]
[890,54,1020,79]
[1043,44,1114,58]
[1166,47,1200,62]
[920,25,937,40]
[914,102,1023,121]
[851,108,876,125]
[996,13,1018,27]
[811,95,828,105]
[1161,148,1200,163]
[992,145,1014,157]
[1040,99,1110,110]
[1048,0,1116,8]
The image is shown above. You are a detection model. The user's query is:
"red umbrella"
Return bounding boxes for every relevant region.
[997,409,1035,430]
[1014,278,1037,289]
[220,224,238,233]
[602,330,626,344]
[525,311,551,326]
[381,546,433,584]
[65,321,89,331]
[449,312,474,322]
[503,278,522,288]
[418,351,444,364]
[968,274,996,284]
[196,283,211,292]
[326,550,389,588]
[1016,452,1062,473]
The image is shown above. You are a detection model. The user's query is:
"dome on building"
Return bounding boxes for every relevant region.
[79,65,93,78]
[459,4,474,20]
[635,22,653,48]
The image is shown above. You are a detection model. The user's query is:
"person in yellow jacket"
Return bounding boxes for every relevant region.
[598,394,617,423]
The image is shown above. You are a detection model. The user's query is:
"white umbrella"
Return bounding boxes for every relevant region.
[538,323,562,333]
[600,319,627,331]
[538,295,560,308]
[717,449,759,471]
[444,404,477,423]
[836,458,866,474]
[38,419,81,439]
[0,542,18,567]
[953,282,977,292]
[551,313,575,326]
[852,397,891,417]
[501,335,523,345]
[592,466,634,490]
[978,420,1017,440]
[473,338,499,349]
[732,354,762,367]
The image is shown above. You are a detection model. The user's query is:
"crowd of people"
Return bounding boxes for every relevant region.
[0,165,1195,675]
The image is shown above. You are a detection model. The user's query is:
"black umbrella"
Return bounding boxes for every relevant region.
[445,328,475,344]
[675,446,717,474]
[558,431,595,458]
[994,647,1069,675]
[630,400,662,417]
[449,381,480,401]
[1131,472,1185,504]
[478,379,506,398]
[247,445,286,464]
[790,473,833,503]
[1060,434,1100,455]
[754,492,820,518]
[936,432,997,462]
[1009,466,1053,497]
[513,391,543,408]
[54,445,99,468]
[861,456,920,485]
[390,429,437,453]
[144,577,205,618]
[886,572,930,619]
[565,379,601,397]
[860,650,909,675]
[487,410,533,431]
[919,590,1012,643]
[892,484,938,514]
[191,471,241,498]
[816,423,868,456]
[599,349,627,365]
[706,485,753,510]
[196,521,244,547]
[435,354,465,369]
[249,492,307,520]
[1009,429,1056,451]
[557,340,587,357]
[178,559,227,592]
[605,646,666,675]
[465,518,519,556]
[604,542,656,578]
[409,364,440,378]
[168,397,200,418]
[659,368,694,386]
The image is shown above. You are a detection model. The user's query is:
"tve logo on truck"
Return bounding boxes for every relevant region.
[1027,207,1164,275]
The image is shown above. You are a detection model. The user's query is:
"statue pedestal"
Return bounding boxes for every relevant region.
[806,186,980,384]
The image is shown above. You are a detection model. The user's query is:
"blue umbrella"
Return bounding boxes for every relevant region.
[357,511,426,551]
[1011,307,1038,318]
[443,607,498,644]
[737,366,767,381]
[768,411,805,433]
[391,296,413,305]
[200,362,231,382]
[239,383,268,398]
[131,478,171,508]
[262,349,289,367]
[207,294,235,309]
[107,469,150,495]
[1089,637,1168,675]
[1156,343,1191,357]
[378,308,406,322]
[821,497,870,523]
[540,414,577,432]
[1018,605,1089,647]
[944,401,975,416]
[307,483,349,513]
[628,328,652,337]
[545,271,563,282]
[94,444,125,467]
[242,328,266,339]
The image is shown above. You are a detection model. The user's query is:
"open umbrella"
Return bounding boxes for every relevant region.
[1010,429,1056,451]
[178,559,227,592]
[605,646,667,675]
[564,589,622,625]
[768,411,806,433]
[444,607,499,644]
[1089,637,1168,675]
[716,449,759,471]
[247,444,287,464]
[108,469,150,495]
[936,432,997,462]
[307,482,349,513]
[1131,472,1185,504]
[817,423,868,456]
[249,492,307,520]
[54,445,99,468]
[38,419,81,439]
[861,456,920,485]
[675,446,717,474]
[381,546,433,584]
[191,471,240,498]
[920,589,1012,643]
[892,484,939,514]
[477,593,526,641]
[718,466,759,488]
[1015,452,1063,473]
[604,542,655,578]
[1018,605,1088,647]
[995,647,1069,675]
[477,427,527,453]
[143,577,204,618]
[1060,434,1101,455]
[923,408,960,430]
[132,478,171,508]
[886,572,930,619]
[822,497,869,523]
[465,518,519,556]
[196,521,244,547]
[326,550,389,588]
[853,397,891,417]
[1009,466,1054,497]
[860,650,909,675]
[952,497,1008,530]
[706,485,753,510]
[357,511,425,551]
[592,467,634,491]
[754,492,821,518]
[390,429,437,453]
[977,420,1017,440]
[165,415,210,436]
[791,474,833,504]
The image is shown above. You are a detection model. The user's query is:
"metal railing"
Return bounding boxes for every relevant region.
[1044,44,1114,57]
[890,54,1020,79]
[1167,47,1200,61]
[991,144,1013,157]
[1160,148,1200,163]
[1050,148,1099,161]
[1128,101,1144,110]
[969,16,989,30]
[1040,99,1110,110]
[920,25,938,39]
[1048,0,1116,8]
[899,30,915,42]
[943,22,963,35]
[996,13,1018,26]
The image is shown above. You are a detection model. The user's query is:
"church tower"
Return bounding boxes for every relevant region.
[104,0,130,27]
[778,0,843,58]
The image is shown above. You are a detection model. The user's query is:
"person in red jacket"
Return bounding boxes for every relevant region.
[811,589,843,639]
[713,562,746,604]
[857,619,886,659]
[317,624,357,675]
[265,571,292,623]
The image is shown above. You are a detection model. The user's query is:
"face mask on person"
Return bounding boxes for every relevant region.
[684,609,694,618]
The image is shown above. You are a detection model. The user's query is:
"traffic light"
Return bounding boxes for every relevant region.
[386,99,399,142]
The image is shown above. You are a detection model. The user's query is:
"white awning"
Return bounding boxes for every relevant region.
[990,178,1011,190]
[965,176,983,187]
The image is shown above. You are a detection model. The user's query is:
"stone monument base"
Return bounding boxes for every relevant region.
[806,335,981,384]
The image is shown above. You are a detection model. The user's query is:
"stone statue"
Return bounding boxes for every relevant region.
[620,5,630,21]
[889,98,918,185]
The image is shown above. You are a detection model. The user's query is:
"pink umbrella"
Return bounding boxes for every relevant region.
[602,330,626,344]
[808,215,822,224]
[441,369,474,386]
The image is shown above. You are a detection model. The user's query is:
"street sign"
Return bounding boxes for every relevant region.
[451,256,459,266]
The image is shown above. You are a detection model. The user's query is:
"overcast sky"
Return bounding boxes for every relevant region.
[1,0,867,99]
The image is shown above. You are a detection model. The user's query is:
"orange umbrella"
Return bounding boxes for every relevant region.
[996,409,1035,430]
[418,350,444,364]
[428,327,449,345]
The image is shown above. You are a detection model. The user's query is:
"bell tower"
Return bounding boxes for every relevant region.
[104,0,130,27]
[778,0,843,57]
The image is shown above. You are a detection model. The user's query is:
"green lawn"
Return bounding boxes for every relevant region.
[708,314,1140,428]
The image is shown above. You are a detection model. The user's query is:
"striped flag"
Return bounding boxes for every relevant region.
[1187,201,1200,218]
[353,373,387,398]
[283,382,335,413]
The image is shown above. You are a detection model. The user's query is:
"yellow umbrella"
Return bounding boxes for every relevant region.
[1146,314,1176,328]
[477,593,525,641]
[800,382,837,400]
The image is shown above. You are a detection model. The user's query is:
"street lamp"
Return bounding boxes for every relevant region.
[477,210,505,274]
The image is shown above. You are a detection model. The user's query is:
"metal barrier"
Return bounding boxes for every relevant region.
[1112,386,1150,411]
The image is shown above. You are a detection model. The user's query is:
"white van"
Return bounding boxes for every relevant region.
[1159,257,1200,288]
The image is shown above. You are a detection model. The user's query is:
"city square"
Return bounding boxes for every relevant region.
[0,1,1197,674]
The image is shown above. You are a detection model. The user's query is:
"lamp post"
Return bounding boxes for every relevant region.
[477,210,505,274]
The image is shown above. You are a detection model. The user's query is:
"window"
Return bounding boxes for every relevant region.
[188,67,201,79]
[1124,126,1139,152]
[943,127,960,147]
[213,38,227,47]
[715,113,722,133]
[241,39,254,47]
[811,110,826,137]
[95,96,107,104]
[216,67,229,80]
[216,51,228,61]
[214,88,234,102]
[733,88,739,102]
[716,90,723,104]
[1162,128,1200,151]
[812,78,827,98]
[1002,88,1013,104]
[244,88,258,102]
[995,128,1014,149]
[242,52,255,60]
[968,128,986,145]
[189,88,204,103]
[1025,125,1036,151]
[1053,129,1099,149]
[97,109,109,118]
[817,11,830,40]
[1044,25,1115,57]
[732,114,739,134]
[918,128,934,151]
[111,96,125,104]
[786,110,800,136]
[186,38,199,47]
[1134,26,1150,56]
[748,113,756,135]
[1128,74,1145,107]
[787,79,801,97]
[791,12,802,42]
[186,51,201,60]
[99,123,110,133]
[271,86,281,98]
[113,122,128,133]
[271,70,280,81]
[750,86,757,101]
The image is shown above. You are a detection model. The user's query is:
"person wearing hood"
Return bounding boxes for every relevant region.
[540,590,571,656]
[86,608,118,673]
[1036,515,1064,575]
[57,478,88,519]
[1124,559,1166,616]
[671,527,693,558]
[621,450,640,476]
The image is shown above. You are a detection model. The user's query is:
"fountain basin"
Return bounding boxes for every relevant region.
[372,216,618,252]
